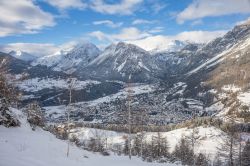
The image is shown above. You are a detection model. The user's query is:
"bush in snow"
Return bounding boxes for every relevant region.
[0,99,20,127]
[195,153,210,166]
[26,102,45,130]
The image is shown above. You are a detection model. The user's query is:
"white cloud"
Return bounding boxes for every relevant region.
[93,20,123,28]
[132,19,155,25]
[190,19,203,26]
[90,27,151,42]
[0,38,96,57]
[90,25,226,51]
[127,35,172,51]
[148,27,164,34]
[150,1,167,14]
[126,30,227,51]
[0,29,227,56]
[0,43,59,57]
[144,0,167,14]
[44,0,86,10]
[174,30,226,43]
[177,0,250,24]
[90,0,143,15]
[0,0,55,37]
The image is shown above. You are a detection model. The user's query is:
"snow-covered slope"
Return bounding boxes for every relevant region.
[9,50,37,62]
[0,108,175,166]
[67,125,227,160]
[187,35,250,75]
[33,42,100,74]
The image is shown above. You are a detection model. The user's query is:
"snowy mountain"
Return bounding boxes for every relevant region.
[84,42,163,82]
[0,52,30,74]
[1,20,250,123]
[9,50,37,62]
[33,42,100,74]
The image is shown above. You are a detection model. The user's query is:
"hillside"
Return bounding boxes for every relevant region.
[0,108,175,166]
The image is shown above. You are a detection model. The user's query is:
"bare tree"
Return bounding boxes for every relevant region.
[66,77,77,157]
[217,119,238,166]
[126,74,132,159]
[185,127,201,166]
[173,136,193,165]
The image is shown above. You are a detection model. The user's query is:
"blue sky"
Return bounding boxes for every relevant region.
[0,0,250,56]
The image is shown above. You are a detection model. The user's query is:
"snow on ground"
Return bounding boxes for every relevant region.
[0,108,175,166]
[173,82,187,95]
[144,126,226,159]
[43,83,156,117]
[238,91,250,106]
[187,47,234,75]
[79,83,156,107]
[206,101,224,113]
[222,84,241,92]
[44,105,67,119]
[69,127,127,147]
[68,126,226,160]
[18,78,101,92]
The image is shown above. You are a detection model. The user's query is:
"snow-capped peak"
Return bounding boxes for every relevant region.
[150,40,187,53]
[90,42,148,66]
[65,42,100,59]
[9,50,37,62]
[32,42,100,74]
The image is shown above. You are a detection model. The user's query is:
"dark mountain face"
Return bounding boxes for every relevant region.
[9,50,37,62]
[0,52,67,78]
[82,42,164,83]
[0,52,30,74]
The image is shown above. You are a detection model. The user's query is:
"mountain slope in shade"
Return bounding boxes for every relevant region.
[85,42,163,82]
[9,50,37,62]
[0,52,30,74]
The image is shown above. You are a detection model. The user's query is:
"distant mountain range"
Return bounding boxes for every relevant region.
[0,20,250,124]
[9,50,37,62]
